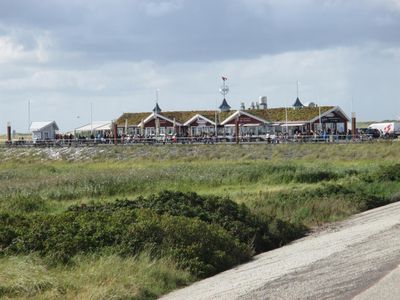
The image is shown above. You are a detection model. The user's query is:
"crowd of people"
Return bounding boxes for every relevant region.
[6,127,397,147]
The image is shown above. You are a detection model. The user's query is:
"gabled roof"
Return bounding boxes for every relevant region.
[30,121,59,131]
[75,121,111,132]
[221,110,270,125]
[116,110,236,127]
[116,112,152,126]
[160,111,218,125]
[308,106,350,123]
[184,113,216,126]
[248,106,335,122]
[144,112,183,126]
[115,106,345,127]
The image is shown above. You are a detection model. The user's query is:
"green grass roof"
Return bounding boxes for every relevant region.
[117,110,236,126]
[116,106,336,126]
[116,112,151,126]
[247,106,334,122]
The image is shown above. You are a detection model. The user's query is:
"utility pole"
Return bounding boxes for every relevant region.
[28,100,31,132]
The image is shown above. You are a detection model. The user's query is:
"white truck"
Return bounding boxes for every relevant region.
[368,122,400,137]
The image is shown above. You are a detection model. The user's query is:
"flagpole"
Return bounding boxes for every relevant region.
[285,99,288,135]
[90,102,93,133]
[28,100,31,132]
[319,105,321,131]
[215,100,217,137]
[156,89,159,104]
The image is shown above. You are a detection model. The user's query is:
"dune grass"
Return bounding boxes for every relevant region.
[1,143,400,299]
[0,254,192,299]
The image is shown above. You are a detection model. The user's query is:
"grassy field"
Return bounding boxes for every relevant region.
[1,143,400,299]
[0,133,31,143]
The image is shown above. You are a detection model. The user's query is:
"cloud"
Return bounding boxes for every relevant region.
[0,0,399,64]
[145,0,183,16]
[0,1,399,132]
[0,37,24,63]
[1,44,400,132]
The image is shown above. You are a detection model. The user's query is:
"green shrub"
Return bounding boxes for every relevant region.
[375,163,400,182]
[293,169,338,183]
[119,210,251,277]
[1,192,263,277]
[69,191,294,253]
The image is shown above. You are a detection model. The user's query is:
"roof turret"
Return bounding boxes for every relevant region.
[293,97,304,109]
[153,102,162,114]
[219,98,231,112]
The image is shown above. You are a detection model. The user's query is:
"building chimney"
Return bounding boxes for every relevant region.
[259,96,268,109]
[7,122,11,143]
[351,112,356,138]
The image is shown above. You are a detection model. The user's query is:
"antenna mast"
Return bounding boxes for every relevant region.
[297,80,300,99]
[28,100,31,132]
[156,88,159,104]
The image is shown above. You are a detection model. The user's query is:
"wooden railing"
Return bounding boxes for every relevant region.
[1,134,398,147]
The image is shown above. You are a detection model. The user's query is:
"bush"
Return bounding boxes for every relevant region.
[375,163,400,182]
[119,210,251,277]
[1,192,268,277]
[69,191,290,253]
[293,169,338,183]
[1,191,308,277]
[135,191,273,252]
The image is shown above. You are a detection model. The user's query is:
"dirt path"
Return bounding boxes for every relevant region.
[161,202,400,300]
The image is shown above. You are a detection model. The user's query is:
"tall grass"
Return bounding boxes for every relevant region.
[0,254,192,299]
[1,143,400,299]
[1,159,399,224]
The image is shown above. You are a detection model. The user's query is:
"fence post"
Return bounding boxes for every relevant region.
[113,122,118,145]
[352,112,357,140]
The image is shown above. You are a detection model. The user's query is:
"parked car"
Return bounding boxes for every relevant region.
[362,128,381,139]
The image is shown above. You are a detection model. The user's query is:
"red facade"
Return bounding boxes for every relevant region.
[223,115,263,126]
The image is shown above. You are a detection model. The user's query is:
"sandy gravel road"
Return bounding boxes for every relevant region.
[354,265,400,300]
[161,201,400,300]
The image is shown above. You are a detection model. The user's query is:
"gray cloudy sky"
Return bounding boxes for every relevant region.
[1,0,400,132]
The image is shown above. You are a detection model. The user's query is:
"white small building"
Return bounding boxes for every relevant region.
[30,121,59,141]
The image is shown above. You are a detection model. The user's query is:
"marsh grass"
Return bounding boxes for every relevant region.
[1,158,395,223]
[0,254,192,299]
[1,143,400,299]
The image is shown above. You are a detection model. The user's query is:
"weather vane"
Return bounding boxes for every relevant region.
[219,76,229,98]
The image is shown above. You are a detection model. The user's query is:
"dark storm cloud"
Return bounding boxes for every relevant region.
[1,0,399,63]
[1,0,400,132]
